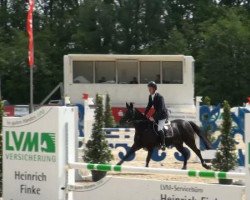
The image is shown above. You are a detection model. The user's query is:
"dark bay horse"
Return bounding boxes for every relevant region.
[117,103,212,170]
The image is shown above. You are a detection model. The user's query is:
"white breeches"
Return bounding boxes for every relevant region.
[157,119,166,131]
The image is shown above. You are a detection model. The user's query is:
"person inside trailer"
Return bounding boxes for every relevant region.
[155,74,160,83]
[130,77,138,84]
[98,76,106,83]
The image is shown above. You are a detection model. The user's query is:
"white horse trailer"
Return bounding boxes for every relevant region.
[64,54,196,122]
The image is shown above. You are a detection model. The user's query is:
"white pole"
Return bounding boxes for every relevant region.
[195,96,202,126]
[195,96,203,153]
[67,162,245,180]
[30,66,34,113]
[245,114,250,199]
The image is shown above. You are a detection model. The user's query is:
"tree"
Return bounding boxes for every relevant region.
[113,0,144,53]
[72,0,116,53]
[218,0,247,6]
[8,0,27,31]
[104,94,115,128]
[196,9,250,105]
[144,28,190,54]
[83,94,113,164]
[0,30,30,104]
[212,100,237,173]
[0,0,250,106]
[202,96,214,142]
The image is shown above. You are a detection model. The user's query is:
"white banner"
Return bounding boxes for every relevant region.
[73,177,244,200]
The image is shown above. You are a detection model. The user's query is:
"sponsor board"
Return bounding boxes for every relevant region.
[73,177,244,200]
[3,106,77,200]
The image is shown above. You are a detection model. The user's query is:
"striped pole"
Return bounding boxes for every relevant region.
[68,162,245,180]
[102,128,135,132]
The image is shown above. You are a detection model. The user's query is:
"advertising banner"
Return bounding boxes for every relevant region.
[3,106,77,200]
[73,177,244,200]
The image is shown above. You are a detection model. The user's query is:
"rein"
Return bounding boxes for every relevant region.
[132,109,160,136]
[152,122,159,136]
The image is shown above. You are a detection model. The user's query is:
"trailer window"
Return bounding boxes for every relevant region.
[95,61,116,83]
[117,60,138,84]
[73,61,93,83]
[162,61,183,84]
[140,61,161,84]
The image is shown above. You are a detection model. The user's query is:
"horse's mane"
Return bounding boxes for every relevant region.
[134,108,150,122]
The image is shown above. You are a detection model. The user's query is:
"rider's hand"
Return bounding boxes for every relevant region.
[149,117,154,121]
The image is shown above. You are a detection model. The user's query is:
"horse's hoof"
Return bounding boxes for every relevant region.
[203,163,211,170]
[182,166,187,170]
[160,145,166,151]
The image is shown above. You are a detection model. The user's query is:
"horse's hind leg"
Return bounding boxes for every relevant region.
[117,144,141,165]
[191,145,210,169]
[145,148,153,167]
[185,140,211,169]
[175,144,189,170]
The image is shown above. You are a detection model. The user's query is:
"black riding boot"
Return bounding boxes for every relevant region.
[158,130,166,151]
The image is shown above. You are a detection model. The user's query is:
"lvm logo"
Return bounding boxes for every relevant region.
[5,131,56,153]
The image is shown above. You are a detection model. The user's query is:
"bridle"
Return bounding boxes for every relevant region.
[125,108,136,123]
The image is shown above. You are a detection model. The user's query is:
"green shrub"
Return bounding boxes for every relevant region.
[212,100,237,172]
[83,94,113,164]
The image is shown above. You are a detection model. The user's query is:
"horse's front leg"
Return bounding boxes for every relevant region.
[145,148,153,167]
[117,144,141,165]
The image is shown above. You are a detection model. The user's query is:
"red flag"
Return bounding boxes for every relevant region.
[82,93,89,100]
[26,0,34,67]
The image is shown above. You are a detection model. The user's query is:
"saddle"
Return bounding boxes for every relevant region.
[153,121,174,138]
[163,122,174,138]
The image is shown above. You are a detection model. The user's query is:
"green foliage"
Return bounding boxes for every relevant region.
[212,100,237,172]
[72,0,116,53]
[0,1,249,105]
[0,0,79,104]
[144,28,190,55]
[196,9,250,105]
[202,96,214,141]
[104,94,115,128]
[203,96,211,106]
[83,94,113,164]
[0,30,30,103]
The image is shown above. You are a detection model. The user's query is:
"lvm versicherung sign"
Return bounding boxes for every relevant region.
[4,131,56,162]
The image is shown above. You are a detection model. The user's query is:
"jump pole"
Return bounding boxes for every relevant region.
[102,128,135,132]
[68,162,245,180]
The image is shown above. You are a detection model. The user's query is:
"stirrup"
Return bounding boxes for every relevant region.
[161,145,166,151]
[166,133,173,138]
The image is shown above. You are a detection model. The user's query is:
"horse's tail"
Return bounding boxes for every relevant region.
[188,121,212,150]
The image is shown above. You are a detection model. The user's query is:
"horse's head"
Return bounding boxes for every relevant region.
[120,102,148,125]
[120,102,135,124]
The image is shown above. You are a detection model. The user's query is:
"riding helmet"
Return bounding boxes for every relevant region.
[147,81,157,90]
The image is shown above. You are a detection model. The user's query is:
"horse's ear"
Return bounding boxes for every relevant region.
[130,102,133,109]
[126,102,129,109]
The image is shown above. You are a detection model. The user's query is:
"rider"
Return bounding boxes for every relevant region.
[144,81,169,150]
